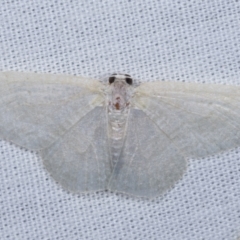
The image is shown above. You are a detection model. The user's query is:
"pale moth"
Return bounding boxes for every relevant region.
[1,71,240,198]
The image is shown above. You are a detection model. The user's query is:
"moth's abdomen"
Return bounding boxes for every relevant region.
[108,111,128,169]
[106,74,134,169]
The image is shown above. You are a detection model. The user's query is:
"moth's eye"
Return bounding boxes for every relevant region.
[109,76,115,84]
[125,77,133,85]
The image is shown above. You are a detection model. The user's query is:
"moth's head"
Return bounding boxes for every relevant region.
[108,73,133,85]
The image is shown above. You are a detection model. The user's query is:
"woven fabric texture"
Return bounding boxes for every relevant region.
[0,0,240,239]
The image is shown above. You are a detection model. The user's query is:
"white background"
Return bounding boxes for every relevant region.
[0,0,240,239]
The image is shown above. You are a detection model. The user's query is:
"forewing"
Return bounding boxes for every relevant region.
[108,109,187,198]
[41,106,111,192]
[0,71,104,150]
[134,81,240,158]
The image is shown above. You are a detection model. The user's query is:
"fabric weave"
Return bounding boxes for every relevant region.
[0,0,240,239]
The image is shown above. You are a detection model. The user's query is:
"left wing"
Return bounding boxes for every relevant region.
[0,71,104,150]
[41,107,111,192]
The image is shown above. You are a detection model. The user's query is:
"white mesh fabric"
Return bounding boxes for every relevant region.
[0,0,240,239]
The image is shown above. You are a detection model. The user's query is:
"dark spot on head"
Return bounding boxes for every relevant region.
[112,73,117,75]
[124,74,131,77]
[125,77,133,85]
[114,102,120,110]
[109,76,115,84]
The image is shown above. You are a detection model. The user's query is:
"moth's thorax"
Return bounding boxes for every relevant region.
[107,75,133,112]
[106,74,133,140]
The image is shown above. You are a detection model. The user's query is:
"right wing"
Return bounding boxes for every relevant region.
[41,106,111,192]
[108,80,240,198]
[108,109,187,198]
[134,80,240,158]
[0,71,104,150]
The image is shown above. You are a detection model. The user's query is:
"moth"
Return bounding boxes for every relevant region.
[0,71,240,198]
